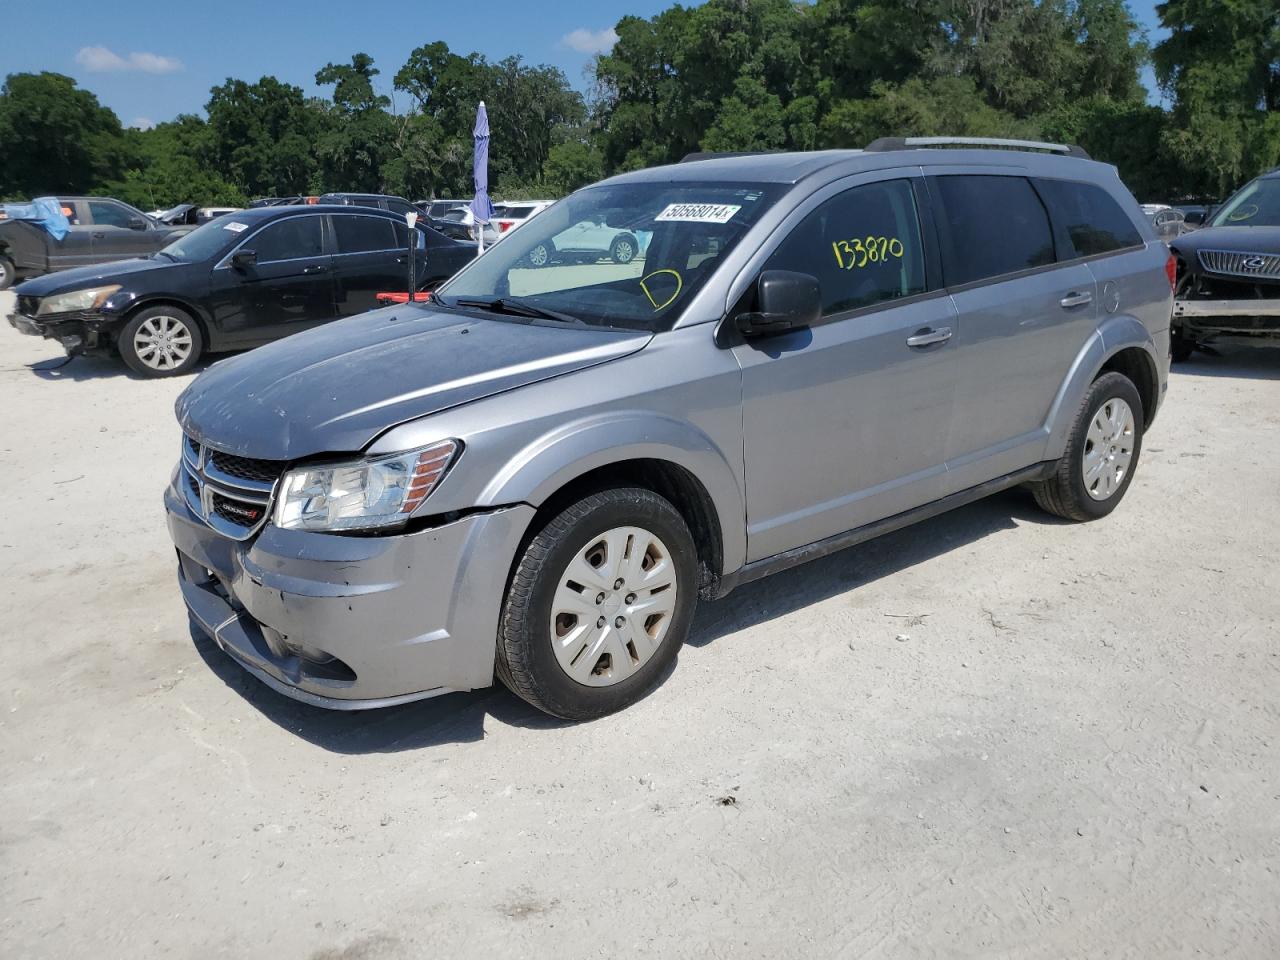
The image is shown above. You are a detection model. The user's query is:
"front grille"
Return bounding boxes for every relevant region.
[207,449,281,484]
[181,432,283,540]
[1197,249,1280,281]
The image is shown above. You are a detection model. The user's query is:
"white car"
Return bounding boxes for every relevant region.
[523,218,651,267]
[477,201,553,245]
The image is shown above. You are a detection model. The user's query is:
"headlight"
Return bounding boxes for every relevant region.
[36,284,122,315]
[274,440,459,532]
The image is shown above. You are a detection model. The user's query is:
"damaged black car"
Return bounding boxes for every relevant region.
[1170,167,1280,361]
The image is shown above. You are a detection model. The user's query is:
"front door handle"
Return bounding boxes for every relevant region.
[303,264,328,275]
[1059,291,1093,308]
[905,326,953,348]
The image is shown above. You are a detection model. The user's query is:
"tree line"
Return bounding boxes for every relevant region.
[1,0,1276,209]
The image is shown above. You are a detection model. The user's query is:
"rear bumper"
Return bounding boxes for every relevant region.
[164,480,535,709]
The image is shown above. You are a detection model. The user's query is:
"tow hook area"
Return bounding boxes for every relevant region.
[58,334,85,357]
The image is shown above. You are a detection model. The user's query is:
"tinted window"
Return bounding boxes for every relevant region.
[765,179,927,316]
[1037,179,1143,257]
[392,221,426,250]
[386,198,417,217]
[933,176,1054,285]
[503,205,537,219]
[250,216,324,262]
[334,215,396,253]
[88,200,137,228]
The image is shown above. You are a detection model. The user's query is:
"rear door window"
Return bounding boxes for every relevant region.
[333,214,396,254]
[1035,178,1143,258]
[87,199,138,228]
[765,178,928,316]
[931,175,1055,286]
[248,215,325,262]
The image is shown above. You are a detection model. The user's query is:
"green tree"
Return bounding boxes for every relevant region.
[1154,0,1280,195]
[314,53,396,193]
[205,76,321,197]
[0,72,131,197]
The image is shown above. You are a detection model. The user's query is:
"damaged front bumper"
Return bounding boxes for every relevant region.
[7,309,119,356]
[164,479,535,709]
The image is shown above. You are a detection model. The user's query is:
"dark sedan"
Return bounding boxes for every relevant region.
[8,205,477,377]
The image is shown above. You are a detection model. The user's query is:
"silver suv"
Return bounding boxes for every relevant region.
[166,138,1173,720]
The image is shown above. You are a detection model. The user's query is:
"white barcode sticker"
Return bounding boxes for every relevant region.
[655,203,741,224]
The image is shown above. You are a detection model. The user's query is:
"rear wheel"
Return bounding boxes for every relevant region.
[610,234,638,265]
[0,256,15,291]
[496,488,698,720]
[1030,371,1143,522]
[118,305,204,377]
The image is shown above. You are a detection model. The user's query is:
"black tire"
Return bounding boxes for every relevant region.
[0,256,15,291]
[527,242,552,268]
[1170,328,1194,363]
[1030,371,1144,522]
[118,305,204,377]
[609,233,638,265]
[495,487,699,720]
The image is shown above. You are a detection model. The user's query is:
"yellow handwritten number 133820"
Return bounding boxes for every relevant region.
[832,236,904,270]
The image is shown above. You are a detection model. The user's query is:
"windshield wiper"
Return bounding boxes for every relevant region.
[447,296,586,326]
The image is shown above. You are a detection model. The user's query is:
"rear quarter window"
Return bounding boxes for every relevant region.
[932,175,1055,286]
[1036,179,1143,258]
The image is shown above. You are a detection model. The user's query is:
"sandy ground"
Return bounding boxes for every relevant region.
[1,289,1277,959]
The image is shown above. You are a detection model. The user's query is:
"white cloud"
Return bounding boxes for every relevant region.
[130,117,155,131]
[561,27,618,55]
[75,46,183,74]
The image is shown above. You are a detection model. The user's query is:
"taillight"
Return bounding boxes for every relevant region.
[499,221,513,232]
[1165,254,1177,290]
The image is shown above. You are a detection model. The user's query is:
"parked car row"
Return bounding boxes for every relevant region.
[8,204,476,375]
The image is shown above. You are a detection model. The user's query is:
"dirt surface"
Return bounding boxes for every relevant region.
[1,289,1277,959]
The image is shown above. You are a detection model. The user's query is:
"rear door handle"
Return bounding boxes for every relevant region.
[1059,291,1093,308]
[905,326,953,348]
[303,264,328,275]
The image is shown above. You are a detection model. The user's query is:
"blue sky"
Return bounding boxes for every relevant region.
[3,0,1168,128]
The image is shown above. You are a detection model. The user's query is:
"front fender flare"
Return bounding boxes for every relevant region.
[1045,314,1160,460]
[478,411,747,575]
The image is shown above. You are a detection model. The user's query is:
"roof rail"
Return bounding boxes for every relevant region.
[864,137,1090,159]
[680,151,774,163]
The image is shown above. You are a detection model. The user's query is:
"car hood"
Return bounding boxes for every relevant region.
[176,306,652,460]
[16,257,176,295]
[1170,225,1280,256]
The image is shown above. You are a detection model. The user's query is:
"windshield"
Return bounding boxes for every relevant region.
[438,181,783,331]
[1210,177,1280,227]
[160,217,251,262]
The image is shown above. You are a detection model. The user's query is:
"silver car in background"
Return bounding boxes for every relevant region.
[166,137,1172,720]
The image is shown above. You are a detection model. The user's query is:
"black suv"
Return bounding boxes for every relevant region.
[9,205,476,376]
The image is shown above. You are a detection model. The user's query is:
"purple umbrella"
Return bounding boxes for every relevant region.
[469,101,496,254]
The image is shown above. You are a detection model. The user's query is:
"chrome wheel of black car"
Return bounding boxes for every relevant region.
[527,243,551,267]
[119,306,204,377]
[0,256,14,291]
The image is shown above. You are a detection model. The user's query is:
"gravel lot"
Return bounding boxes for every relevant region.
[2,289,1277,959]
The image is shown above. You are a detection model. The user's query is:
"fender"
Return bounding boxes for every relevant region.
[107,291,216,342]
[1044,313,1160,460]
[477,411,747,575]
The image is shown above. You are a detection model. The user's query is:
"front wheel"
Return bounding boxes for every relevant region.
[610,234,637,264]
[527,242,552,267]
[496,488,698,720]
[0,256,15,291]
[1030,371,1143,522]
[118,305,204,377]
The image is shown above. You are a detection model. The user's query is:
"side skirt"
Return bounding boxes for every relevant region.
[710,462,1055,600]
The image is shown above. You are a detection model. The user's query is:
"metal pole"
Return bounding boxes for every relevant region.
[405,211,417,296]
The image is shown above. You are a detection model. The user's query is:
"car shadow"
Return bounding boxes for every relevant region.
[191,487,1051,755]
[1173,345,1280,381]
[28,353,216,382]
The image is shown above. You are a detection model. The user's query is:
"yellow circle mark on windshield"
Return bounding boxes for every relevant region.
[640,269,684,311]
[1228,204,1259,222]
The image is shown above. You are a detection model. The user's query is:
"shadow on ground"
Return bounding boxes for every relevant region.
[1173,344,1280,381]
[194,486,1055,755]
[27,353,216,382]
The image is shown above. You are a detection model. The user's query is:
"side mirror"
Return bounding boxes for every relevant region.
[231,249,257,270]
[128,216,148,231]
[735,270,822,338]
